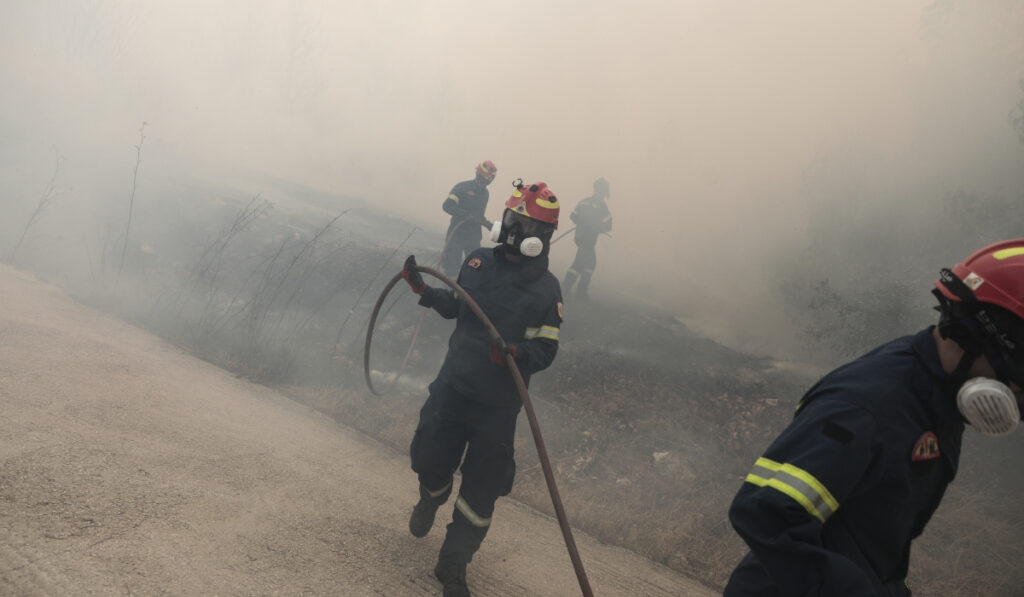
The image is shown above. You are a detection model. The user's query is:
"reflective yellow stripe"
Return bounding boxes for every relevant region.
[994,247,1024,260]
[744,457,838,523]
[524,326,560,341]
[536,197,559,209]
[426,481,452,498]
[602,215,612,223]
[455,496,491,527]
[537,325,559,340]
[448,193,459,204]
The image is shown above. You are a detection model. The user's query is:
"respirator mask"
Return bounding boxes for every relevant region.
[934,269,1024,436]
[490,208,552,258]
[957,377,1021,436]
[957,337,1024,436]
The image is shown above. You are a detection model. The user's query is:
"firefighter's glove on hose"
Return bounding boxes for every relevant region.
[401,255,427,295]
[489,340,518,367]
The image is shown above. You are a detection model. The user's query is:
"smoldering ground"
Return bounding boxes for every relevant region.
[2,1,1024,594]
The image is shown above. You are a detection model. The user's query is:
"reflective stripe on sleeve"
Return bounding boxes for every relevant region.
[448,193,460,204]
[455,496,491,527]
[744,457,839,523]
[524,325,560,341]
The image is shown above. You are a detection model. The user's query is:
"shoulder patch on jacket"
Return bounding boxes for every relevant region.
[467,257,482,269]
[912,431,941,461]
[557,301,563,320]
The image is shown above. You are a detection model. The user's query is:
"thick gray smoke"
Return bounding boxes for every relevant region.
[2,0,1022,360]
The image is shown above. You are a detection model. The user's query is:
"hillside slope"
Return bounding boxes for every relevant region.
[0,264,717,596]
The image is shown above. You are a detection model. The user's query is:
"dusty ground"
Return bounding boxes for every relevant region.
[0,263,718,596]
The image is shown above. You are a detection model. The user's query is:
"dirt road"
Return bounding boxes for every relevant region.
[0,264,717,597]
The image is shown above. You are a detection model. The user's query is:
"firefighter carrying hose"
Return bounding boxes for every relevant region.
[401,180,564,597]
[441,160,498,276]
[725,239,1024,596]
[562,177,612,301]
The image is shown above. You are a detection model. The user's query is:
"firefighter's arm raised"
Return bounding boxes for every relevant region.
[728,399,880,596]
[402,255,459,319]
[417,287,460,319]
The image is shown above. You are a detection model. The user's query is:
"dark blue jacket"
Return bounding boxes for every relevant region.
[569,195,612,247]
[443,180,490,243]
[726,327,965,596]
[418,247,562,407]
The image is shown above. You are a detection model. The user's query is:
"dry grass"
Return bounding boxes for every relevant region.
[14,184,1019,594]
[271,319,1024,595]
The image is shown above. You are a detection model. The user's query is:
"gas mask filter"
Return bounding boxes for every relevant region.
[518,237,544,257]
[956,377,1020,436]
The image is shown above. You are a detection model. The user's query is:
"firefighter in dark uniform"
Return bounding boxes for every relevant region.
[563,177,612,300]
[441,160,498,276]
[725,239,1024,597]
[401,180,563,597]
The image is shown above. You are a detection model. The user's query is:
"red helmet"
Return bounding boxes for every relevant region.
[475,160,497,181]
[935,239,1024,321]
[505,181,559,228]
[934,239,1024,387]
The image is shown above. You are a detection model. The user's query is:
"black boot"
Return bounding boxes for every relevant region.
[409,498,441,538]
[434,561,471,597]
[409,482,451,538]
[576,272,593,302]
[563,269,579,294]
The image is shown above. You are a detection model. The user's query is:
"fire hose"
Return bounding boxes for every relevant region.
[363,264,594,597]
[550,226,576,245]
[356,217,476,395]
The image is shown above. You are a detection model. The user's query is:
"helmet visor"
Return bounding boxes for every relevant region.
[502,209,550,238]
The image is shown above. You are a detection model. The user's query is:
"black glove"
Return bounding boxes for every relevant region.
[478,217,495,231]
[401,255,427,295]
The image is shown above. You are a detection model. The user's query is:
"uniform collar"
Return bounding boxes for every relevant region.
[912,325,965,428]
[493,246,549,281]
[912,326,948,381]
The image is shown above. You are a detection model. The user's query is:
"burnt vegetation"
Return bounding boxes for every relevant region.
[4,133,1024,595]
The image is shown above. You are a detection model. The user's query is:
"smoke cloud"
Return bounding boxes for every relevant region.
[2,0,1022,359]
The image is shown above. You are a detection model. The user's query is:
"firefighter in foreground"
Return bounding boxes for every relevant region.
[441,160,498,276]
[725,239,1024,596]
[401,180,563,597]
[562,177,612,300]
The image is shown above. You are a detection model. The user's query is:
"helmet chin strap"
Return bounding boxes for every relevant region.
[935,289,979,384]
[952,351,978,383]
[934,274,991,386]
